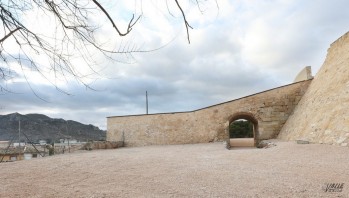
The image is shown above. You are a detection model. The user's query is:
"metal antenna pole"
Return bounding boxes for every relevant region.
[146,91,148,114]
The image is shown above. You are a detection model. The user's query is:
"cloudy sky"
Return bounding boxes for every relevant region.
[1,0,349,129]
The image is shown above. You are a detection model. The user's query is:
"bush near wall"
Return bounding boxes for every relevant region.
[81,141,124,150]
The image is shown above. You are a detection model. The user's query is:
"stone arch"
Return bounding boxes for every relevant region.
[227,112,259,147]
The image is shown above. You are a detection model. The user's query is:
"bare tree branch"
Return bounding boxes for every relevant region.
[92,0,141,36]
[174,0,193,43]
[0,27,21,43]
[0,0,214,97]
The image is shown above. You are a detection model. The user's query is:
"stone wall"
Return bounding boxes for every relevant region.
[278,32,349,146]
[293,66,313,82]
[107,80,311,147]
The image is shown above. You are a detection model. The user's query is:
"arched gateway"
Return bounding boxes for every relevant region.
[227,112,258,147]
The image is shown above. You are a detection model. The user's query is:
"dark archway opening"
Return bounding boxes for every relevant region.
[228,113,258,147]
[229,119,254,138]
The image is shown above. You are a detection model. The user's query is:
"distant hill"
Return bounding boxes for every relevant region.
[0,113,106,143]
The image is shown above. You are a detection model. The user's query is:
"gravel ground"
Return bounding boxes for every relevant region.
[0,141,349,198]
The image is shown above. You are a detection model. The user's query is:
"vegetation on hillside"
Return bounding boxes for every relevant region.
[0,113,106,142]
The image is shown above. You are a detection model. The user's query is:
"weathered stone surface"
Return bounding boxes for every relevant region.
[278,32,349,146]
[107,81,311,147]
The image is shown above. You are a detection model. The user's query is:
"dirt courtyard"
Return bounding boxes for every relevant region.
[1,141,348,197]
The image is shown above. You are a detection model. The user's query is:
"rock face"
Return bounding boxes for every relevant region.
[0,113,106,142]
[278,32,349,145]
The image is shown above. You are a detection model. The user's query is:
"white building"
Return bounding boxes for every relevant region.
[0,141,10,148]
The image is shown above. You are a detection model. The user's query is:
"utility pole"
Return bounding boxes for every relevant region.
[66,121,70,153]
[18,118,21,146]
[18,118,21,159]
[146,91,148,114]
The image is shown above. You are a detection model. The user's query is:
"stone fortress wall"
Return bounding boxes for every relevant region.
[107,31,349,147]
[278,32,349,146]
[107,80,311,147]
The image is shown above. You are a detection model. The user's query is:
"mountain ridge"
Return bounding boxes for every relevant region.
[0,113,106,143]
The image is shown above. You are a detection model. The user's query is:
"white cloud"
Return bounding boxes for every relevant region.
[2,0,349,129]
